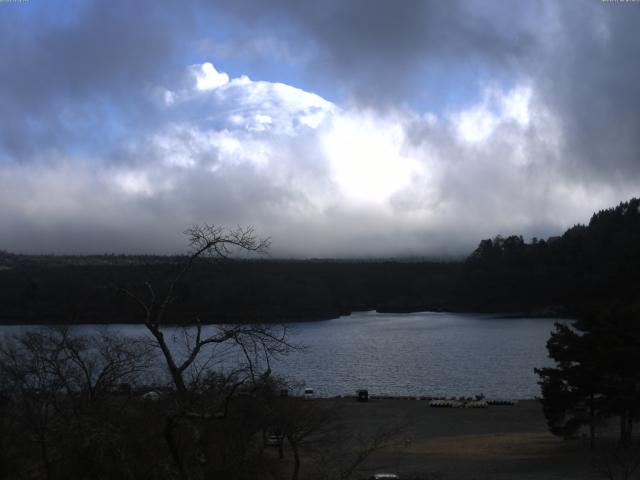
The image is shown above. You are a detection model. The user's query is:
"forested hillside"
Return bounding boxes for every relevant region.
[461,197,640,315]
[1,198,639,324]
[0,259,460,324]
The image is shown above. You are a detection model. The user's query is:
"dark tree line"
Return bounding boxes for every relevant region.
[4,198,640,324]
[0,260,461,325]
[463,197,640,315]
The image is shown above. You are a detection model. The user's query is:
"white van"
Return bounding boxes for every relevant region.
[303,388,315,399]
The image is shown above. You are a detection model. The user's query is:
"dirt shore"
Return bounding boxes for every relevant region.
[329,398,601,480]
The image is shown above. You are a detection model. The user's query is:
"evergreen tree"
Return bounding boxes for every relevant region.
[536,308,640,447]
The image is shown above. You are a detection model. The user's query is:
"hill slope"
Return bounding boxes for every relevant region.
[1,198,639,324]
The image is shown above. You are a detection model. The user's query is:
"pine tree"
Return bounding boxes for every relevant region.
[536,308,640,447]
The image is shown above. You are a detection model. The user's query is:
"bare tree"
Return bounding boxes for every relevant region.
[1,220,303,480]
[0,328,154,480]
[115,224,293,395]
[116,224,300,480]
[311,414,407,480]
[272,397,338,480]
[0,332,62,479]
[264,395,406,480]
[592,440,640,480]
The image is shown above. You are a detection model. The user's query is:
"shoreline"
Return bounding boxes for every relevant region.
[0,308,573,326]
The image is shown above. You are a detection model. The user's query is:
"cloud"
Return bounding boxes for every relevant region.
[212,0,538,107]
[2,58,635,257]
[197,36,304,64]
[451,86,531,144]
[0,0,198,161]
[1,1,640,257]
[213,0,640,182]
[529,2,640,180]
[193,63,230,90]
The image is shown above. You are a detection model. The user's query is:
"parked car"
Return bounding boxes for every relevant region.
[303,388,315,399]
[265,431,284,447]
[357,389,369,402]
[141,391,161,401]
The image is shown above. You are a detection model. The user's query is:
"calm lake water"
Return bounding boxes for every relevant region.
[277,311,567,399]
[0,311,567,399]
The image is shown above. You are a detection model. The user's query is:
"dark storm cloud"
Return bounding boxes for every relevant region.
[528,2,640,179]
[212,0,538,106]
[0,0,197,161]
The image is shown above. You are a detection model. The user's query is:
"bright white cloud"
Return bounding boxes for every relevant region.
[0,62,634,256]
[452,86,532,143]
[193,62,229,90]
[502,87,532,126]
[322,112,422,204]
[114,171,156,196]
[158,63,425,206]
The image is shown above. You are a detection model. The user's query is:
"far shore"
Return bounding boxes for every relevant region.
[0,308,574,327]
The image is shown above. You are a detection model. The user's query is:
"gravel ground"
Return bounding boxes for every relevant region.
[327,398,603,480]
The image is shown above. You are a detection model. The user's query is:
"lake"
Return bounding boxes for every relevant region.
[276,311,566,399]
[0,311,567,399]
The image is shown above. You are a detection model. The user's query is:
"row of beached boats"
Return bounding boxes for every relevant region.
[428,398,516,408]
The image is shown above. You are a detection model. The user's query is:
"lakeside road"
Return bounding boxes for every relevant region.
[328,398,600,480]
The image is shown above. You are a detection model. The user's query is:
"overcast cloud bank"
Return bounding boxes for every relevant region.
[0,0,638,257]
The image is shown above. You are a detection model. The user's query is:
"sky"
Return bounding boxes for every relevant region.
[1,0,639,258]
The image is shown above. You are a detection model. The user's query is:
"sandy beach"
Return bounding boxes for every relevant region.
[328,398,601,480]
